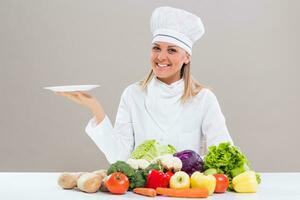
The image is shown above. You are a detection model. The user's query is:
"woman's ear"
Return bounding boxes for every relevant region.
[184,53,191,64]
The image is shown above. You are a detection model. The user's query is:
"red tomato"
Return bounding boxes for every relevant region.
[105,172,129,194]
[214,174,229,193]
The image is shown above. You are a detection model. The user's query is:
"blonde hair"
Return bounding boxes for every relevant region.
[139,63,204,103]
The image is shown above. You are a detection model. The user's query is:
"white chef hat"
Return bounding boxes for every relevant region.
[151,6,205,55]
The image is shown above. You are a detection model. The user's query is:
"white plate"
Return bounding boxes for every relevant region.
[44,85,100,92]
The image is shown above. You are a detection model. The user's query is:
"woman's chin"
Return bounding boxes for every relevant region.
[153,72,169,79]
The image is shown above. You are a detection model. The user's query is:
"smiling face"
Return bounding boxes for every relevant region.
[151,42,190,85]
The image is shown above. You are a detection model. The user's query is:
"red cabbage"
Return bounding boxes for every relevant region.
[174,150,204,176]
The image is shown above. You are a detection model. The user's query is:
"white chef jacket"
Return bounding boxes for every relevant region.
[85,77,233,164]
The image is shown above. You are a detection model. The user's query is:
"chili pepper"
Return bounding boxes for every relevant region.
[146,170,173,189]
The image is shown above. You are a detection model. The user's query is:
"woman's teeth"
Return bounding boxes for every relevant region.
[157,63,170,68]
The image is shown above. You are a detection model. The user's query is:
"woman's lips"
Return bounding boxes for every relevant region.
[156,63,171,70]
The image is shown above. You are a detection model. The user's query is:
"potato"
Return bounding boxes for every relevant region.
[58,173,82,189]
[77,173,102,193]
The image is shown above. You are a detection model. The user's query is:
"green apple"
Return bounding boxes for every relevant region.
[191,171,216,195]
[169,171,190,189]
[204,168,218,175]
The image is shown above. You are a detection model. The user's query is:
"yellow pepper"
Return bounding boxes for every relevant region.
[232,171,258,193]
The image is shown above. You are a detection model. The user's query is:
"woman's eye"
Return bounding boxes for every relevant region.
[152,46,160,51]
[168,49,177,53]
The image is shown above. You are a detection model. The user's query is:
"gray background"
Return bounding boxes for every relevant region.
[1,0,299,172]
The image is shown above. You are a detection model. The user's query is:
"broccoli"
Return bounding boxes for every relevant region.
[129,170,146,190]
[107,161,135,178]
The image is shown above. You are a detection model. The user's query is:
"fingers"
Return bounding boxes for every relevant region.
[56,92,82,104]
[70,92,84,104]
[76,92,92,99]
[55,91,94,106]
[55,92,75,97]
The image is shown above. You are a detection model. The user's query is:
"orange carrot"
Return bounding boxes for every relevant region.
[156,187,209,198]
[133,188,157,197]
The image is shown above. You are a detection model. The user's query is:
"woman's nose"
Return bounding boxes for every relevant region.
[157,51,167,61]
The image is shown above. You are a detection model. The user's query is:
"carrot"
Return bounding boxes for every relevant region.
[133,188,157,197]
[156,187,209,198]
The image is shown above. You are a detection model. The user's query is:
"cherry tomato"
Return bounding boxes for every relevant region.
[105,172,129,194]
[214,174,229,193]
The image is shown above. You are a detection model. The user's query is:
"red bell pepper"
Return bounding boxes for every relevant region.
[146,170,174,189]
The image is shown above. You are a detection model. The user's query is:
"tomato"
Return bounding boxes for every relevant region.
[105,172,129,194]
[213,174,229,193]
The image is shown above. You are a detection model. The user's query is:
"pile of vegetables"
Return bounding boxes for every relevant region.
[57,140,261,196]
[203,142,261,190]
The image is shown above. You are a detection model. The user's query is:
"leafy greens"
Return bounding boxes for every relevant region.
[204,142,261,190]
[130,140,177,161]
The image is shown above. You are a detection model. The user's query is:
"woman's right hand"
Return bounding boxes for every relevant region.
[56,91,105,124]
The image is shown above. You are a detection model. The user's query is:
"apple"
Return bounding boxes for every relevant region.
[204,168,218,175]
[169,171,190,189]
[191,171,216,195]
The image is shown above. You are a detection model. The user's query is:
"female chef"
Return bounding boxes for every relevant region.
[57,7,233,163]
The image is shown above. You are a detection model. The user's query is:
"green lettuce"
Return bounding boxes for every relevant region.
[130,140,177,161]
[204,142,261,190]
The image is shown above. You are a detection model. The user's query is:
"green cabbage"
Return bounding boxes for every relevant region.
[130,140,177,161]
[204,142,261,190]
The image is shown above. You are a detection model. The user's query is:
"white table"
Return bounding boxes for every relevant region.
[1,173,299,200]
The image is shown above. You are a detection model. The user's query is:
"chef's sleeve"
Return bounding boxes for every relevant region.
[85,87,134,164]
